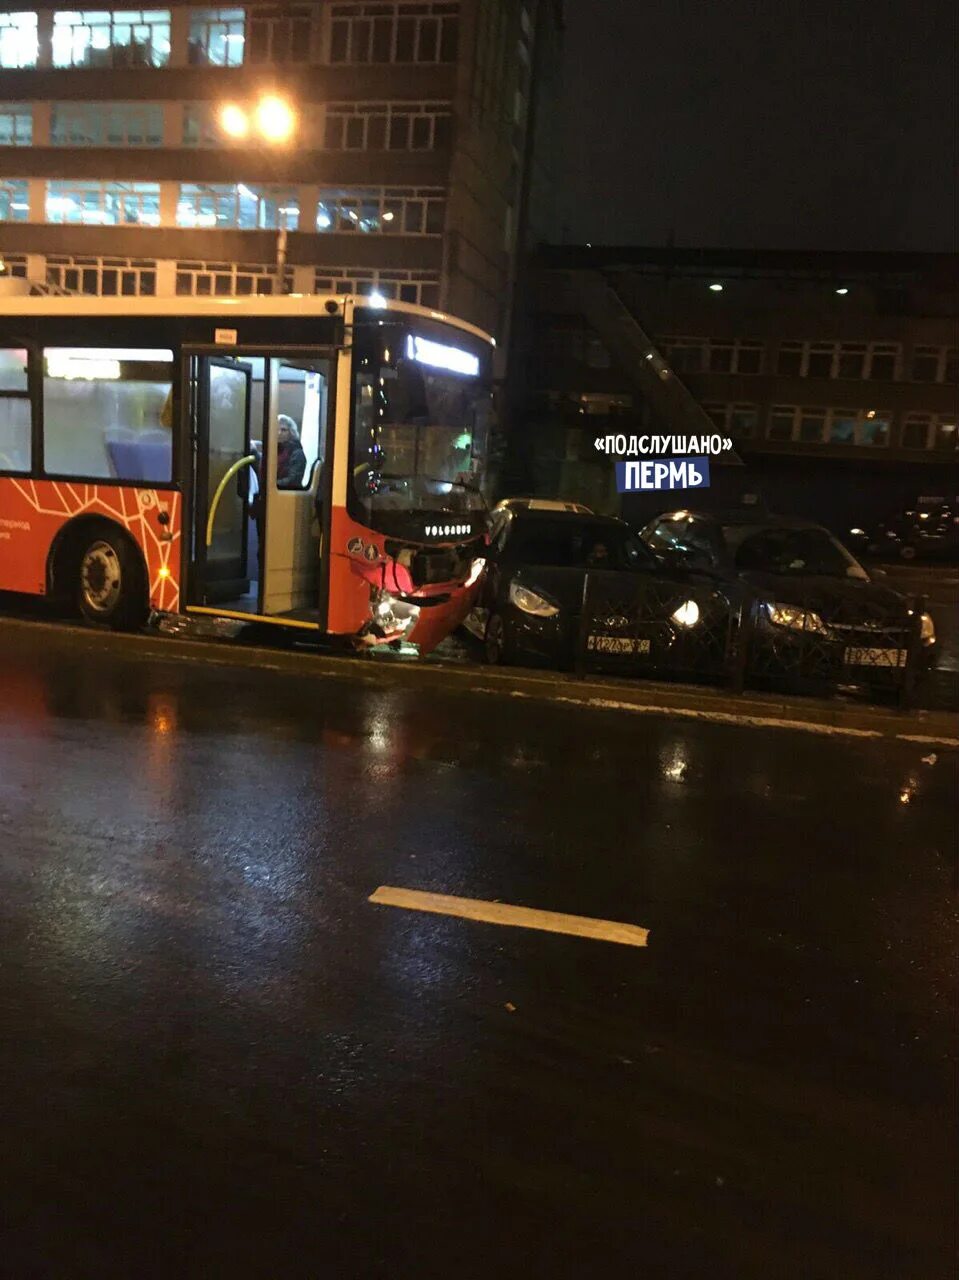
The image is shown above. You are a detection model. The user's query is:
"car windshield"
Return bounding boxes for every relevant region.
[508,520,651,570]
[726,524,865,578]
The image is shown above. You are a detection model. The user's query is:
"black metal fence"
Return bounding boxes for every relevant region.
[575,571,928,706]
[575,571,736,685]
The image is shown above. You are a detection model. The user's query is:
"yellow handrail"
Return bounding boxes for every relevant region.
[206,454,256,548]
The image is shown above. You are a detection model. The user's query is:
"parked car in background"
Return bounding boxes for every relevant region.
[492,497,593,515]
[464,507,732,678]
[641,509,937,696]
[846,500,959,562]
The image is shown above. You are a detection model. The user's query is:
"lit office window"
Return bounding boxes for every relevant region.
[330,2,458,64]
[182,103,221,146]
[0,104,32,146]
[835,408,891,446]
[53,9,172,69]
[46,180,161,227]
[188,7,245,65]
[323,101,452,151]
[176,183,300,230]
[0,180,29,222]
[0,11,38,67]
[50,102,164,146]
[316,187,446,235]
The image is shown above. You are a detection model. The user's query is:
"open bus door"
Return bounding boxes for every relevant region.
[186,349,336,628]
[258,356,333,623]
[189,355,254,606]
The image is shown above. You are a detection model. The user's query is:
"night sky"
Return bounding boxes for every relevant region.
[560,0,957,251]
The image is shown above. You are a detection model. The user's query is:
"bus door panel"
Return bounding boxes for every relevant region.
[192,356,253,604]
[260,358,331,618]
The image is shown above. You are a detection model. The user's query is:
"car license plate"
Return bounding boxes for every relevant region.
[587,635,651,655]
[843,646,908,668]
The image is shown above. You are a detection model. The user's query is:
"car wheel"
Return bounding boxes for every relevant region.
[77,527,148,630]
[484,612,513,665]
[899,544,917,561]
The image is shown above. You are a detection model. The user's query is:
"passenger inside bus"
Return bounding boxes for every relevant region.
[276,415,307,488]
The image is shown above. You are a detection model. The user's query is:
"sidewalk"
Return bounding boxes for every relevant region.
[2,615,956,748]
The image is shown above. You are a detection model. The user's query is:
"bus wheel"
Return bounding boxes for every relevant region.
[76,526,148,630]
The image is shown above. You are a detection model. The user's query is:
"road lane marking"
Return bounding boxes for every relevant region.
[898,733,959,747]
[369,886,649,948]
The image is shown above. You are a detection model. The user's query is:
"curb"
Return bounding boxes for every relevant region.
[1,615,957,748]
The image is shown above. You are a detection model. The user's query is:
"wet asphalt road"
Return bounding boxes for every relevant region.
[0,635,956,1279]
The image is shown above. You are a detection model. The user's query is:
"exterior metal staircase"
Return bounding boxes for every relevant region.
[569,269,742,464]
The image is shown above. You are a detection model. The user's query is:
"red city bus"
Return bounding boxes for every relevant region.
[0,293,493,653]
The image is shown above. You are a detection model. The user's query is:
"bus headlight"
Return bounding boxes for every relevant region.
[370,589,419,636]
[509,582,559,617]
[465,557,485,588]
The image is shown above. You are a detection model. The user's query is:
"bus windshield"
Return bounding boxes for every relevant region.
[350,324,490,531]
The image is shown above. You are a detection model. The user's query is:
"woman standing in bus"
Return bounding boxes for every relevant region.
[276,415,306,489]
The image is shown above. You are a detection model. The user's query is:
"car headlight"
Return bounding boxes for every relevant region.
[849,527,866,537]
[509,582,559,617]
[765,602,829,634]
[671,599,700,628]
[920,611,936,645]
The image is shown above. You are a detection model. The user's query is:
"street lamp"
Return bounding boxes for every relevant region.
[217,94,296,145]
[218,102,249,140]
[254,94,296,144]
[215,93,299,289]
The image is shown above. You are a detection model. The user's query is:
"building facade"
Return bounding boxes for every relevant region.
[512,247,959,528]
[0,0,561,341]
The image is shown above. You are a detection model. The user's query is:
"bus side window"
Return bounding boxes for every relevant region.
[0,348,31,473]
[42,347,174,482]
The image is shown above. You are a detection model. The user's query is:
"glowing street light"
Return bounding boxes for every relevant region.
[219,102,249,139]
[254,94,296,144]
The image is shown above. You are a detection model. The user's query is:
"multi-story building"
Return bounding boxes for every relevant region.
[511,246,959,528]
[0,1,562,342]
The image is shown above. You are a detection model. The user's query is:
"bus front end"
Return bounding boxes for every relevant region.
[327,306,493,655]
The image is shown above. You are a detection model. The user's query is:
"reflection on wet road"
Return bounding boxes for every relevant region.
[0,638,955,1278]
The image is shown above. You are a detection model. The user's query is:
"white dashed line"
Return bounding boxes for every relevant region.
[369,886,650,948]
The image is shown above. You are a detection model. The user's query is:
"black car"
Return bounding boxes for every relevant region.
[847,500,959,563]
[641,509,938,693]
[465,508,733,678]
